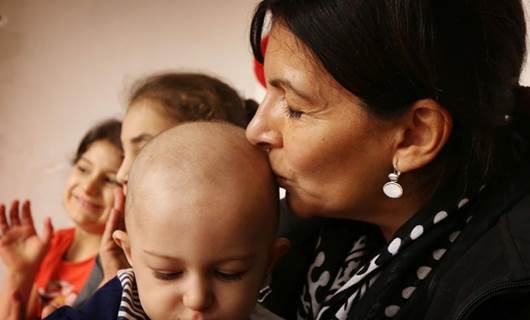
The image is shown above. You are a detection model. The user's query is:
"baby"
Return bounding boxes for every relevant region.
[46,122,287,320]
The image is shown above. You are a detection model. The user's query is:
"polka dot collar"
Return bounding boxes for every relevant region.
[298,183,484,320]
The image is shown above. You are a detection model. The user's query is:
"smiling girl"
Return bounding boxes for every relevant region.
[0,119,123,319]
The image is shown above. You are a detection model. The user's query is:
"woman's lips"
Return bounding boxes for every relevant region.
[75,195,103,212]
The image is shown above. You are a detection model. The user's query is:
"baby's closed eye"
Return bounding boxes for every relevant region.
[213,269,247,281]
[152,270,184,280]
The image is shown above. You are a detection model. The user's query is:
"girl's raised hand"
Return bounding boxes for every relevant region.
[99,187,130,285]
[0,200,54,275]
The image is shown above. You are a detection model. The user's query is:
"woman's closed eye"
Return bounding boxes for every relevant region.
[282,103,304,119]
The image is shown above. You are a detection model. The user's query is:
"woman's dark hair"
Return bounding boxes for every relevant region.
[73,119,122,165]
[129,72,255,127]
[251,0,528,184]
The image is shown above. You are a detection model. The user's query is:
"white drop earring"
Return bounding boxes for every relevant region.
[383,162,403,199]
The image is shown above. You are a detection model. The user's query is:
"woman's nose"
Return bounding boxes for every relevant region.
[182,276,213,312]
[245,98,283,152]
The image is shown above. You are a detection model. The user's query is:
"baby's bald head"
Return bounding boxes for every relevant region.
[113,122,289,320]
[125,121,279,246]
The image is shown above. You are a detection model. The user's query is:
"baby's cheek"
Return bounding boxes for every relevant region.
[135,274,158,315]
[221,297,256,320]
[136,271,183,320]
[139,285,174,320]
[221,279,264,319]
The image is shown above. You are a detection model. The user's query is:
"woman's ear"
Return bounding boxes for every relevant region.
[266,237,291,274]
[112,230,134,267]
[393,99,452,173]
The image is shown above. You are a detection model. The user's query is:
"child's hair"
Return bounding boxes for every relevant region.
[72,119,122,164]
[129,72,257,127]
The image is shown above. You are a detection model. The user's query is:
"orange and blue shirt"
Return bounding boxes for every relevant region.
[31,228,96,319]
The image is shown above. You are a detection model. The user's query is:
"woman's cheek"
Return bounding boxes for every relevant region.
[293,122,336,165]
[289,138,329,175]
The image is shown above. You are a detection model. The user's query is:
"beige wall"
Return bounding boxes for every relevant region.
[1,1,530,280]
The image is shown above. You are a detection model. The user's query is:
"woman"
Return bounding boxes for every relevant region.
[95,72,254,285]
[0,119,123,319]
[246,0,530,319]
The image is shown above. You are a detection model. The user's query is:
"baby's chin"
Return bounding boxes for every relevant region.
[145,311,244,320]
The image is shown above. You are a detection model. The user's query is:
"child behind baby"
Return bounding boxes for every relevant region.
[46,121,287,320]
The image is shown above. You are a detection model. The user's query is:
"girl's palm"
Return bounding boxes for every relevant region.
[0,200,53,273]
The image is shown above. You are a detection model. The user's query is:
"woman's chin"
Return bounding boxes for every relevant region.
[285,192,320,218]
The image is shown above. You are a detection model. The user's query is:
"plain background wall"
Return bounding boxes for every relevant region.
[1,1,530,280]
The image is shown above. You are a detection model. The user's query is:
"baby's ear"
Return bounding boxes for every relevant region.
[266,237,291,273]
[112,230,133,267]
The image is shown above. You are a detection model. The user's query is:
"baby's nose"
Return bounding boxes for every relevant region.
[182,276,214,312]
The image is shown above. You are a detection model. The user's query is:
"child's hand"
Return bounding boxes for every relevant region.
[1,291,25,320]
[0,200,54,275]
[40,299,64,318]
[99,188,130,285]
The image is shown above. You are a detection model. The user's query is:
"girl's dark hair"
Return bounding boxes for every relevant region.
[244,98,259,122]
[73,119,122,164]
[251,0,528,184]
[129,72,254,127]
